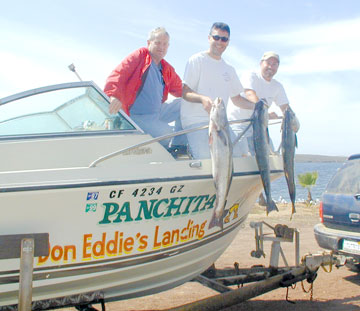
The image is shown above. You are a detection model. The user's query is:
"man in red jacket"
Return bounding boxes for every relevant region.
[104,27,184,149]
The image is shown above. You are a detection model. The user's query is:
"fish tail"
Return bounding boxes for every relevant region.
[208,212,224,230]
[291,201,296,217]
[266,199,278,215]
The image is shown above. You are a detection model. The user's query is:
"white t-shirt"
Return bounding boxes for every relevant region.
[180,51,243,128]
[227,71,289,121]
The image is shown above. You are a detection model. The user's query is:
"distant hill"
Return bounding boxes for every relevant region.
[295,154,347,163]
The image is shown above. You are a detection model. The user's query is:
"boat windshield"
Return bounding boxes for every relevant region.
[0,83,136,137]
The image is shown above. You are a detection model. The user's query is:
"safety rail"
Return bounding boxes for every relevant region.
[88,118,257,168]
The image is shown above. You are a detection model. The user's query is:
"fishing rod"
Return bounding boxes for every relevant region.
[68,63,83,81]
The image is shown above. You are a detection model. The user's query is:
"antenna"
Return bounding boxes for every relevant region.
[68,63,83,81]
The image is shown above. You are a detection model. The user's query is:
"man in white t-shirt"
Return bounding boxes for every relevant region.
[180,22,253,159]
[227,51,299,154]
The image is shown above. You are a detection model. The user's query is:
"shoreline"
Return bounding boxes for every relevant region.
[251,202,319,215]
[295,154,346,163]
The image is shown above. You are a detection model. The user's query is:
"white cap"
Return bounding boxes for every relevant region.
[261,51,280,63]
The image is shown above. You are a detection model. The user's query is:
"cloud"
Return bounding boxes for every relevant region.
[281,46,360,74]
[271,75,360,156]
[224,46,258,73]
[0,20,120,96]
[248,18,360,74]
[256,18,360,46]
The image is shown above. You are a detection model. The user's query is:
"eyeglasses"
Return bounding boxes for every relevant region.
[211,35,229,42]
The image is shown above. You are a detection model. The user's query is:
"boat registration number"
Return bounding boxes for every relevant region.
[342,239,360,254]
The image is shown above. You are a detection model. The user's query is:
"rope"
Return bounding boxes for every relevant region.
[321,253,333,273]
[301,280,314,301]
[285,285,296,304]
[321,262,333,273]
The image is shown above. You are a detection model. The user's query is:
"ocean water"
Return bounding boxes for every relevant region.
[271,161,343,203]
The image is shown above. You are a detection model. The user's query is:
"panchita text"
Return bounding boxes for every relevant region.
[99,194,216,224]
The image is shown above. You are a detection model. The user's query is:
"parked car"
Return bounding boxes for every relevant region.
[314,154,360,271]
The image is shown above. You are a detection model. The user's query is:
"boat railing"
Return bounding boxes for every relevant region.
[88,118,256,168]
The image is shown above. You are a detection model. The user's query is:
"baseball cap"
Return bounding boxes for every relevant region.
[261,51,280,63]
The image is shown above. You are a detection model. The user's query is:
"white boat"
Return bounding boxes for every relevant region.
[0,82,283,309]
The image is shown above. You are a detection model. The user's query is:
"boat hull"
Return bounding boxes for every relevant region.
[0,82,284,308]
[0,156,282,307]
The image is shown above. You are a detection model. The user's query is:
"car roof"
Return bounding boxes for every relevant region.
[348,154,360,161]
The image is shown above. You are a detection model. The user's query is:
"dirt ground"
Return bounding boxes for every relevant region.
[88,203,360,311]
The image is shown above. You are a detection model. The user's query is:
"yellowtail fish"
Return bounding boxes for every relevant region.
[252,100,278,214]
[208,97,233,230]
[281,107,298,217]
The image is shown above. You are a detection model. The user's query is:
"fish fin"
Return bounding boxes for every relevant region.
[266,127,271,145]
[217,130,228,146]
[208,206,228,230]
[291,202,296,216]
[208,212,224,230]
[227,171,233,196]
[291,202,296,220]
[266,199,278,215]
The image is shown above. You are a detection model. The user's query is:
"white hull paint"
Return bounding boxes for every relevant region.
[0,82,283,308]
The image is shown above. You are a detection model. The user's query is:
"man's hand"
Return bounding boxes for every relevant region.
[201,96,213,114]
[182,84,213,113]
[109,96,123,114]
[269,112,281,119]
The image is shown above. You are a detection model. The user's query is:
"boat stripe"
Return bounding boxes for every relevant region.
[0,170,283,193]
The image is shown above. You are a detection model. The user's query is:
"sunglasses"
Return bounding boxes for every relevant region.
[211,35,229,42]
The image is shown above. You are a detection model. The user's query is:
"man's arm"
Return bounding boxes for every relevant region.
[165,63,183,98]
[244,88,282,119]
[104,48,146,114]
[231,93,256,110]
[182,84,213,113]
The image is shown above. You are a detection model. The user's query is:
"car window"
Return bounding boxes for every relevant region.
[0,85,135,136]
[326,160,360,194]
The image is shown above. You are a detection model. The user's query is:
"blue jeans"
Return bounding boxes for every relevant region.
[131,99,187,148]
[185,122,249,159]
[231,123,275,155]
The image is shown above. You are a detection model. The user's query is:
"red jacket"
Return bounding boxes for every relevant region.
[104,47,183,115]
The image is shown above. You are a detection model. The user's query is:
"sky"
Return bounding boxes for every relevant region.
[0,0,359,157]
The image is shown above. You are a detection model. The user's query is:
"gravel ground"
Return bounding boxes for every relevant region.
[65,203,360,311]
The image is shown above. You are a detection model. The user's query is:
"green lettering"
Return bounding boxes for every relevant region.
[153,199,168,218]
[181,196,197,215]
[200,194,216,211]
[135,199,157,221]
[113,202,133,223]
[164,197,187,217]
[99,203,119,224]
[191,195,209,213]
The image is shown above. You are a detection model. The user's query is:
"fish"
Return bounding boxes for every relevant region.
[208,97,233,230]
[281,107,298,217]
[252,100,278,214]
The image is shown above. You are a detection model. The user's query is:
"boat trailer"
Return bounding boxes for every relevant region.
[163,221,345,311]
[0,222,345,311]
